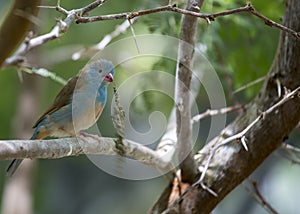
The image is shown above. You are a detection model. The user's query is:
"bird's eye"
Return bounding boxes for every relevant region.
[98,69,102,73]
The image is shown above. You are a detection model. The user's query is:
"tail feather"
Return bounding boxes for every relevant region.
[6,132,38,177]
[6,159,23,177]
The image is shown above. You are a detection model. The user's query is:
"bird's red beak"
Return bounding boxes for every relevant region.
[104,73,113,82]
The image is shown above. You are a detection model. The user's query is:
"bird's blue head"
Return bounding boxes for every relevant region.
[83,59,115,86]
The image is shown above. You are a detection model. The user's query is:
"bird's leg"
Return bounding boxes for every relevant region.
[57,128,77,156]
[79,132,101,142]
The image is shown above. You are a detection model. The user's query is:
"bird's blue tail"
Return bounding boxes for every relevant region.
[6,133,37,176]
[6,159,23,177]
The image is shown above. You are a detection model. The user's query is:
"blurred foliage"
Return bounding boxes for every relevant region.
[199,0,284,99]
[0,0,298,214]
[0,67,19,139]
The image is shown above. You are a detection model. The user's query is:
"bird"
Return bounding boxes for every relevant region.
[7,59,115,176]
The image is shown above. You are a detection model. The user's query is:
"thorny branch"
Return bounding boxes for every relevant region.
[162,85,300,213]
[3,1,299,67]
[76,3,300,39]
[194,86,300,188]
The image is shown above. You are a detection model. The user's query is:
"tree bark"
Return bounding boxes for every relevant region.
[0,0,40,67]
[176,0,203,183]
[173,0,300,213]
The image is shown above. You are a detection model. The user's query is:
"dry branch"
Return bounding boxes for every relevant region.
[76,3,299,39]
[0,136,172,171]
[4,1,299,67]
[242,179,279,214]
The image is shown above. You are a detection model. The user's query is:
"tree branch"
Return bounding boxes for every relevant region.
[243,179,279,214]
[174,0,203,183]
[191,105,243,124]
[150,54,204,214]
[71,17,138,61]
[0,136,172,171]
[3,0,109,68]
[76,3,299,40]
[194,85,300,184]
[175,0,300,212]
[4,2,299,68]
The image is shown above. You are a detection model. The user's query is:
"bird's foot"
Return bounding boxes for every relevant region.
[79,132,100,141]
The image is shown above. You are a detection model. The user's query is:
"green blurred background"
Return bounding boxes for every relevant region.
[0,0,299,213]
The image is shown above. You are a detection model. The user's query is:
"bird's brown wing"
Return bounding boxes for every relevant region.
[33,76,79,128]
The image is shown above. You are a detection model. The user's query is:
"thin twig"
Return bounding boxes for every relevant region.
[276,152,300,165]
[233,76,266,94]
[191,105,243,124]
[72,17,138,60]
[249,8,300,39]
[76,4,253,22]
[244,179,279,214]
[281,143,300,153]
[249,179,279,214]
[5,2,299,67]
[4,0,110,67]
[279,143,300,164]
[127,17,140,54]
[76,3,299,40]
[80,0,109,15]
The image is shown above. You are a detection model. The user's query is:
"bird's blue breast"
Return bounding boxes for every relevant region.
[97,86,107,104]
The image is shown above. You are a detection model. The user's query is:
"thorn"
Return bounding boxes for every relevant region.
[275,78,281,97]
[241,136,248,151]
[205,17,211,24]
